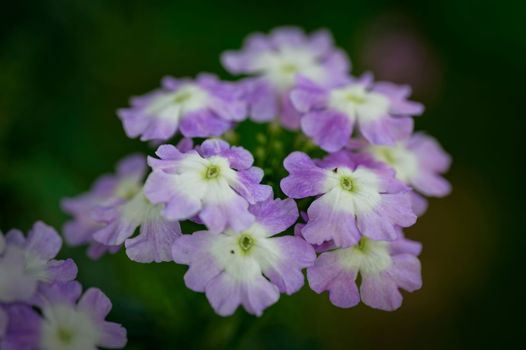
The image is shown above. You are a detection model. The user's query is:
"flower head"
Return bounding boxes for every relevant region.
[32,281,127,350]
[145,139,272,233]
[358,133,451,215]
[62,154,181,263]
[307,234,422,311]
[281,151,416,248]
[290,73,424,151]
[118,73,246,141]
[222,27,349,129]
[172,197,315,316]
[0,222,77,303]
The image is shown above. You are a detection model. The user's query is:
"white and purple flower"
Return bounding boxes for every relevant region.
[118,73,247,141]
[172,197,315,316]
[62,154,181,263]
[307,234,422,311]
[290,73,424,151]
[145,139,272,233]
[360,133,451,215]
[222,27,349,129]
[3,281,127,350]
[0,222,77,303]
[281,151,416,248]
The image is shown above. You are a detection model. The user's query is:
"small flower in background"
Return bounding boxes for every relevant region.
[0,222,77,303]
[281,151,416,248]
[307,233,422,311]
[222,27,349,129]
[145,139,272,233]
[0,225,127,350]
[353,133,451,215]
[62,154,181,263]
[172,197,315,316]
[118,73,247,142]
[290,73,423,152]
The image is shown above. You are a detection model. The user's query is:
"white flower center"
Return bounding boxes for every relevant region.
[322,167,382,214]
[337,237,392,276]
[253,47,325,91]
[209,224,282,282]
[145,84,209,121]
[368,144,419,183]
[328,85,390,122]
[172,154,240,205]
[41,304,100,350]
[121,190,164,225]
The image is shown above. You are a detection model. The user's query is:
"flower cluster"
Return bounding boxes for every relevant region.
[61,26,451,317]
[0,222,126,349]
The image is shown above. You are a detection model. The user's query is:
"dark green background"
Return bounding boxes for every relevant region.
[1,1,523,349]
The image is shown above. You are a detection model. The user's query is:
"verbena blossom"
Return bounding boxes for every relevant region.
[0,281,127,350]
[118,73,247,142]
[359,133,451,215]
[222,27,349,129]
[62,154,181,263]
[0,222,77,303]
[290,73,424,151]
[307,233,422,311]
[145,139,272,233]
[172,197,315,316]
[281,150,416,248]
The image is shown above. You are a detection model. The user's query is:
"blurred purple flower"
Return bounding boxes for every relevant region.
[222,27,349,129]
[118,73,247,142]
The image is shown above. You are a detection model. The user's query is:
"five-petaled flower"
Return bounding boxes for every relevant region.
[145,139,272,233]
[290,73,424,151]
[172,197,315,316]
[222,27,349,129]
[281,150,416,248]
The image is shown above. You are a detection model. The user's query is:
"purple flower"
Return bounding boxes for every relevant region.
[358,133,451,215]
[118,73,247,141]
[172,197,315,316]
[281,151,416,248]
[21,281,126,350]
[0,222,77,303]
[222,27,349,129]
[145,139,272,233]
[307,234,422,311]
[62,154,181,263]
[290,73,424,151]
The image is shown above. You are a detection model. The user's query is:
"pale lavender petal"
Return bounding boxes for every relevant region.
[240,275,280,316]
[232,168,272,204]
[0,307,6,337]
[200,195,254,233]
[289,77,328,113]
[412,172,452,197]
[35,281,82,307]
[125,218,181,263]
[197,138,230,157]
[25,221,61,261]
[279,92,302,130]
[174,235,223,292]
[303,197,361,247]
[359,116,414,145]
[98,321,127,349]
[250,198,298,235]
[389,236,423,256]
[301,110,352,152]
[387,255,422,292]
[244,79,277,122]
[46,259,78,282]
[87,243,120,260]
[78,288,112,320]
[262,236,315,294]
[281,152,328,198]
[205,274,243,316]
[410,192,428,216]
[180,110,231,138]
[360,273,403,311]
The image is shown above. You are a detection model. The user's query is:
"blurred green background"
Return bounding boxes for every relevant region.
[1,0,524,349]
